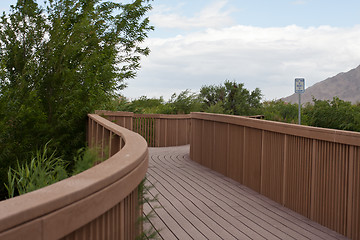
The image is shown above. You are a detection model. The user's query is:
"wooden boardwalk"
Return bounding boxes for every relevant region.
[143,145,349,240]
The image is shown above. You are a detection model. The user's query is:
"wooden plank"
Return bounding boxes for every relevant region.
[227,124,244,183]
[146,174,218,239]
[151,153,280,239]
[213,122,228,176]
[146,146,348,240]
[147,170,232,239]
[162,154,319,240]
[243,127,262,192]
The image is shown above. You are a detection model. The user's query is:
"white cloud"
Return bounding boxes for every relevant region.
[150,0,235,30]
[123,24,360,101]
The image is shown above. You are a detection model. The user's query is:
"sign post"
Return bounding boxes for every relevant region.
[295,78,305,125]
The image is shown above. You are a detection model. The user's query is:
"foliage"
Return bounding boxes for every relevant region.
[302,97,360,131]
[262,100,298,123]
[5,143,109,198]
[110,90,202,114]
[199,83,226,108]
[72,147,103,176]
[105,95,165,113]
[261,97,360,131]
[164,90,202,114]
[109,81,261,116]
[199,80,262,115]
[205,101,226,114]
[0,0,153,199]
[137,177,160,240]
[133,96,165,113]
[126,96,166,113]
[110,81,262,116]
[5,142,68,198]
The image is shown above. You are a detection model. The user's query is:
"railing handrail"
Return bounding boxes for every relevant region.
[98,110,192,147]
[191,112,360,146]
[133,113,190,119]
[96,110,191,119]
[0,114,148,239]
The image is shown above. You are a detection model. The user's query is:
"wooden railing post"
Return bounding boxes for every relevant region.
[226,123,230,177]
[242,127,246,185]
[346,145,354,238]
[282,134,288,206]
[310,139,317,220]
[164,118,168,147]
[260,130,265,194]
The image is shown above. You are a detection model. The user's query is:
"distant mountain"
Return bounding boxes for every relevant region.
[282,65,360,104]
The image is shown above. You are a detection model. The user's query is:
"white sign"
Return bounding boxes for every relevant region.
[295,78,305,93]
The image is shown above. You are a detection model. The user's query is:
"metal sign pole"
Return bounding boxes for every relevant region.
[295,78,305,125]
[298,93,301,125]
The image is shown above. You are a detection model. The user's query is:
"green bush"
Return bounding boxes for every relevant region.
[5,142,68,198]
[4,142,107,199]
[72,147,103,175]
[262,100,298,123]
[199,81,262,116]
[302,97,360,131]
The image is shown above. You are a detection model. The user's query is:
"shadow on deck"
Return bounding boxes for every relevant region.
[144,145,348,240]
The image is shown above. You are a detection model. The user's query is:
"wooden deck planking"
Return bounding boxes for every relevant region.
[150,155,264,239]
[147,169,230,239]
[143,145,349,240]
[160,155,302,239]
[149,157,269,239]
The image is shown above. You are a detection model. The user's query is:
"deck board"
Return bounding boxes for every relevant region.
[143,145,349,240]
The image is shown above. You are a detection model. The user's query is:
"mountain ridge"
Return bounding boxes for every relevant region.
[282,65,360,104]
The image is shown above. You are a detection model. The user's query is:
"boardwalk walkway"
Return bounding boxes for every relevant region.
[143,145,348,240]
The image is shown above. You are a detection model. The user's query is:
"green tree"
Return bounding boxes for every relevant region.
[165,90,202,114]
[199,81,262,115]
[223,81,262,115]
[199,84,226,108]
[0,0,153,199]
[303,97,360,131]
[111,90,202,114]
[130,96,165,113]
[262,100,298,123]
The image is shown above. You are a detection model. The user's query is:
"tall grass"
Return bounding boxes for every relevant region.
[137,178,160,240]
[4,144,105,199]
[72,147,101,175]
[5,142,68,198]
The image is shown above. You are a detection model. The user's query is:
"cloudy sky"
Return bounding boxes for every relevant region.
[2,0,360,101]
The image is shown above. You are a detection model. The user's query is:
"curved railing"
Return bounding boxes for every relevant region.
[96,110,191,147]
[0,114,148,240]
[190,112,360,240]
[95,110,360,239]
[96,110,264,148]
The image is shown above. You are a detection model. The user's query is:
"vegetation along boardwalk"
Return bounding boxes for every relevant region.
[143,145,349,240]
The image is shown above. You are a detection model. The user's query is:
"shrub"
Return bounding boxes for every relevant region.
[72,147,103,175]
[5,142,68,198]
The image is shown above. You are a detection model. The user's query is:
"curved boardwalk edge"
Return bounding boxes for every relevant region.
[145,145,349,240]
[0,114,148,240]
